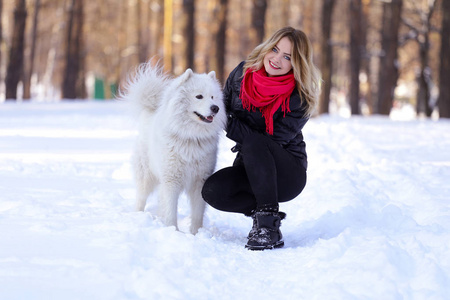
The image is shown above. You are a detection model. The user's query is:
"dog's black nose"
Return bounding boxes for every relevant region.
[210,105,219,114]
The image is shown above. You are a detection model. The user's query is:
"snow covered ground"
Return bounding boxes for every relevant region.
[0,100,449,300]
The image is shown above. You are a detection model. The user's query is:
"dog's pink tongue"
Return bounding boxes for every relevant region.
[207,116,214,122]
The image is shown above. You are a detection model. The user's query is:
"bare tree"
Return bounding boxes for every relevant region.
[0,0,3,83]
[5,0,27,100]
[23,0,41,100]
[163,0,173,72]
[182,0,195,70]
[116,0,128,85]
[251,0,267,44]
[377,0,403,115]
[349,0,362,115]
[150,0,164,59]
[360,0,373,114]
[214,0,228,83]
[136,0,146,63]
[438,0,450,118]
[62,0,85,99]
[318,0,335,114]
[401,0,438,117]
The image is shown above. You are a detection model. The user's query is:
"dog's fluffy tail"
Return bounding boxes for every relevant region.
[119,61,170,114]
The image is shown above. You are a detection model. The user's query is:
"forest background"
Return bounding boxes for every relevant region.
[0,0,449,118]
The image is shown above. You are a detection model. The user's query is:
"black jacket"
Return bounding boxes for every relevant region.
[224,61,309,170]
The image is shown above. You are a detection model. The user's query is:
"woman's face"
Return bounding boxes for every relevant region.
[263,37,293,77]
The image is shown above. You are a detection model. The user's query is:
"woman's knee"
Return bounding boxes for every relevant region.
[201,168,235,207]
[201,175,218,204]
[201,166,256,214]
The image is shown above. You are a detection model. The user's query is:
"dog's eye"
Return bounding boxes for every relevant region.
[196,95,203,99]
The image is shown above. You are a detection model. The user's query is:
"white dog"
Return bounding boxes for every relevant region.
[121,62,226,234]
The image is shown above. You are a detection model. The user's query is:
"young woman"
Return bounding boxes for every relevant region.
[201,27,321,250]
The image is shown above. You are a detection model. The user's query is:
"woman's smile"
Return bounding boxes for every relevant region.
[269,61,281,70]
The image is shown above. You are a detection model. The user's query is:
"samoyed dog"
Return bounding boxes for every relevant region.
[121,62,226,234]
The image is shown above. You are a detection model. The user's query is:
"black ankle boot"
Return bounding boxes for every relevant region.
[245,210,285,250]
[247,213,258,239]
[247,210,286,239]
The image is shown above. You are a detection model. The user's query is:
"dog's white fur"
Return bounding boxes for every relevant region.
[120,62,226,234]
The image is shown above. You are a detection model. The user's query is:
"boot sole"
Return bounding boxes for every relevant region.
[245,240,284,251]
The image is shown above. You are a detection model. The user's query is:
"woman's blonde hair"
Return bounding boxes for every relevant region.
[244,27,321,116]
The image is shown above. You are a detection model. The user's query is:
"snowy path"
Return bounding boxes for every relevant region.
[0,101,449,299]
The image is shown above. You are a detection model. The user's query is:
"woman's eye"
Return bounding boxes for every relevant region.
[272,47,278,53]
[196,95,203,99]
[284,55,291,61]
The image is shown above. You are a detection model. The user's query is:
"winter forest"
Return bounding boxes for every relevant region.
[0,0,449,118]
[1,1,450,298]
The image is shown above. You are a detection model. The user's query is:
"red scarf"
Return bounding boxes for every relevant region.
[240,67,296,135]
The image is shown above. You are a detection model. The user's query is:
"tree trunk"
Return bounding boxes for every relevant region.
[414,1,437,117]
[215,0,228,83]
[62,0,84,99]
[5,0,27,101]
[116,0,128,86]
[349,0,362,115]
[150,0,164,59]
[23,0,41,100]
[318,0,335,114]
[182,0,195,70]
[163,0,173,72]
[136,0,147,63]
[416,40,431,117]
[0,0,3,84]
[377,0,403,115]
[251,0,267,44]
[438,0,450,118]
[360,0,373,114]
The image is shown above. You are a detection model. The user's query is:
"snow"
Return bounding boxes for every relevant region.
[1,100,449,300]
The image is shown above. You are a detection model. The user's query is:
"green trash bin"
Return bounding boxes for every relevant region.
[110,83,118,99]
[94,78,105,100]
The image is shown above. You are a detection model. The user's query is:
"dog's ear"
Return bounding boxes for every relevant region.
[208,71,216,80]
[179,69,193,84]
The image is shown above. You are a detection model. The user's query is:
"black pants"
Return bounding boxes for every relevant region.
[202,133,307,215]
